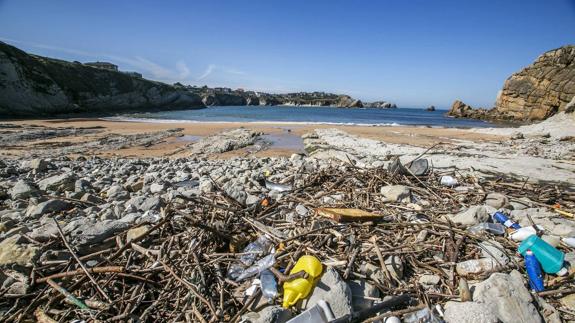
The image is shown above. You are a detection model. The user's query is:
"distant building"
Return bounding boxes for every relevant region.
[84,61,118,71]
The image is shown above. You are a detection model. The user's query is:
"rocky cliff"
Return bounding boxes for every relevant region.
[448,45,575,122]
[0,42,204,117]
[495,45,575,121]
[188,88,375,108]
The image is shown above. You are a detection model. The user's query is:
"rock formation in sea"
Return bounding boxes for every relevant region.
[448,45,575,122]
[189,89,369,108]
[447,100,491,120]
[0,42,205,117]
[427,105,436,111]
[364,101,397,109]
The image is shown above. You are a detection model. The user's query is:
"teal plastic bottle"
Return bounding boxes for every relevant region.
[518,235,564,274]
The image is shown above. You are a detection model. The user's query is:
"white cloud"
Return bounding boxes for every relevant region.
[197,64,245,81]
[197,64,215,80]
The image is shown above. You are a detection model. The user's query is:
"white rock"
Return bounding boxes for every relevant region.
[295,204,308,216]
[449,205,496,227]
[456,258,498,276]
[149,182,167,194]
[380,185,411,203]
[245,194,260,206]
[473,270,542,323]
[418,274,440,286]
[485,192,508,209]
[443,301,498,323]
[304,267,352,318]
[479,240,510,265]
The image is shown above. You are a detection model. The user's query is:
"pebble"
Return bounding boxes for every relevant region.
[380,185,411,203]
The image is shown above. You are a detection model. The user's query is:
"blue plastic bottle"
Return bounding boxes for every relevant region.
[492,211,521,229]
[524,250,544,292]
[518,235,565,274]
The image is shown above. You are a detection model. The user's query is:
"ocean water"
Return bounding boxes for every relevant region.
[114,106,495,128]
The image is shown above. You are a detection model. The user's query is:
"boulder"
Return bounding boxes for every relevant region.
[0,235,40,267]
[68,219,131,250]
[473,270,542,323]
[106,185,130,200]
[304,267,352,319]
[443,301,499,323]
[190,129,261,154]
[446,100,490,119]
[37,173,76,192]
[9,180,40,199]
[139,196,164,211]
[81,193,103,204]
[25,199,73,218]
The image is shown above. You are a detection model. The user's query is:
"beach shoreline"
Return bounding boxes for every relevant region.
[1,117,505,159]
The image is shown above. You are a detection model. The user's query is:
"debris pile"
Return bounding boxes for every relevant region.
[1,155,575,322]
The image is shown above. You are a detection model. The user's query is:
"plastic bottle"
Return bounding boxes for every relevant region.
[518,235,565,274]
[562,237,575,248]
[524,250,544,292]
[468,223,506,235]
[227,235,272,280]
[510,226,542,241]
[492,211,521,229]
[260,269,278,301]
[236,254,275,281]
[286,300,334,323]
[440,176,458,187]
[282,255,323,308]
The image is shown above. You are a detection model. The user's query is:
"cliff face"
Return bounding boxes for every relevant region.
[189,88,374,108]
[494,45,575,121]
[0,42,204,117]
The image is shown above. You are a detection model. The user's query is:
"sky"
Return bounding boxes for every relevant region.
[0,0,574,108]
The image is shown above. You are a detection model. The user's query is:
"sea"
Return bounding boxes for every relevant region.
[110,106,496,128]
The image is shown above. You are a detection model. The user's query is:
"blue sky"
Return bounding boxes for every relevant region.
[0,0,574,108]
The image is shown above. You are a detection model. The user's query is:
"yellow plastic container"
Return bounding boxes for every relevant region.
[282,255,323,308]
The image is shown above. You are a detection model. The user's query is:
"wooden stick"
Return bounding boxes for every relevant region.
[53,219,111,302]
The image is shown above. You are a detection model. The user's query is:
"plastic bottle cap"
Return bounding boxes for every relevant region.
[557,267,568,276]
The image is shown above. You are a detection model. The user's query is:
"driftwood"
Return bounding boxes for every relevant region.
[3,163,574,322]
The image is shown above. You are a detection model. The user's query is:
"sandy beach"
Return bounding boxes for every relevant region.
[1,118,504,159]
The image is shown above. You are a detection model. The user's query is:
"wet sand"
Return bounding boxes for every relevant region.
[1,118,504,158]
